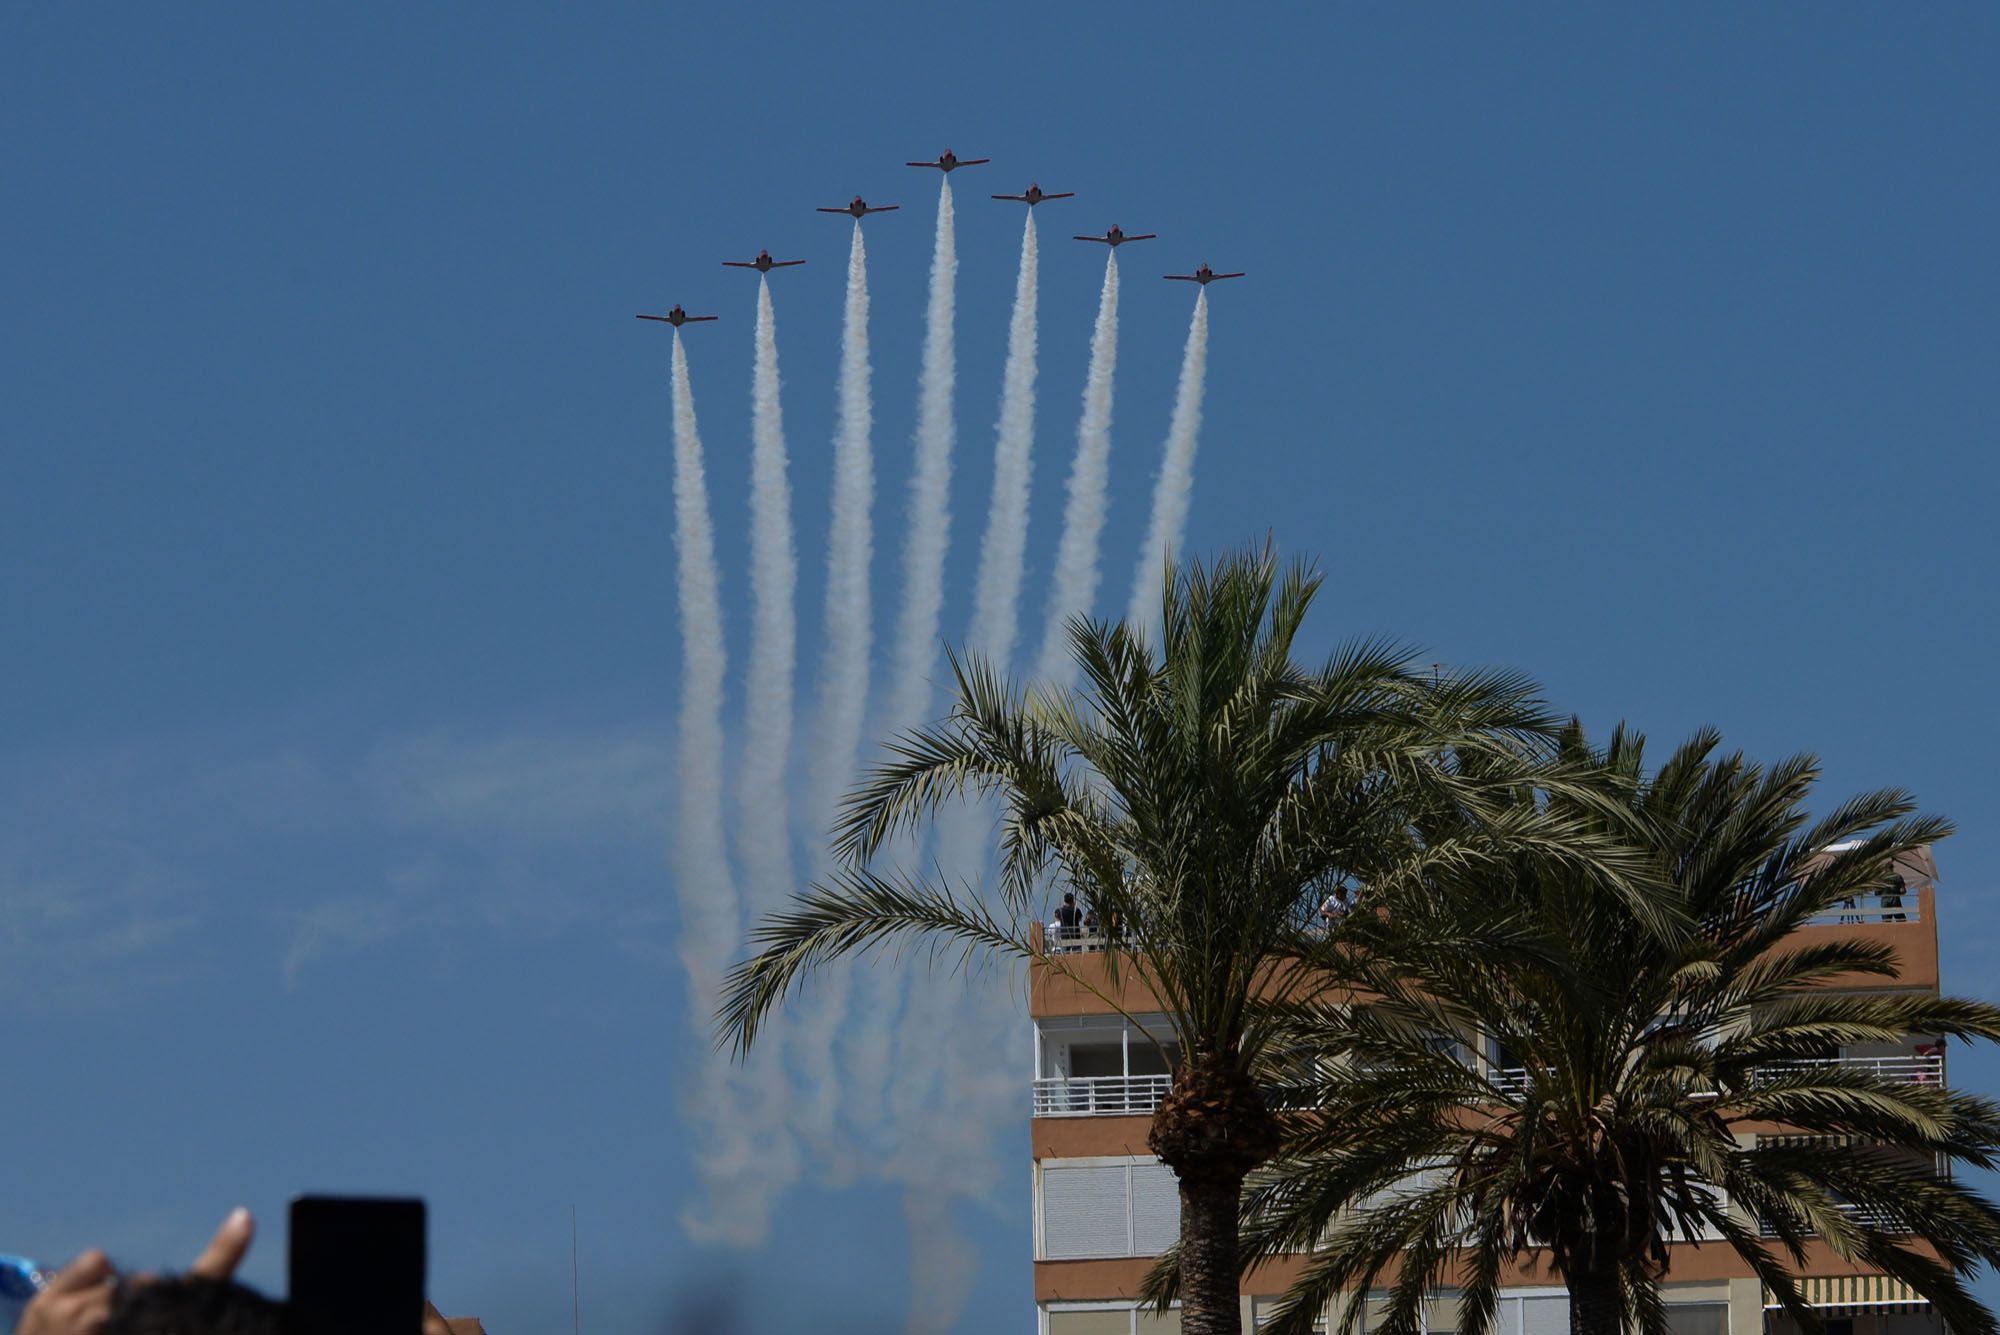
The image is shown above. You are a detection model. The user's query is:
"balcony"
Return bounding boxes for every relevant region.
[1801,892,1923,927]
[1037,923,1114,954]
[1759,1203,1908,1238]
[1489,1052,1942,1101]
[1033,1073,1172,1117]
[1753,1053,1944,1085]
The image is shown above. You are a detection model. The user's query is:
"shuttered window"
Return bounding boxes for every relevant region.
[1048,1312,1134,1335]
[1131,1163,1181,1255]
[1520,1296,1569,1335]
[1039,1159,1185,1259]
[1042,1164,1132,1258]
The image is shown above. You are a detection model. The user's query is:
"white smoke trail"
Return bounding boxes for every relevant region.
[794,221,877,1165]
[919,210,1044,1115]
[810,223,877,852]
[875,215,1048,1313]
[967,209,1042,668]
[696,276,807,1248]
[1125,288,1210,642]
[666,330,738,1025]
[882,175,958,736]
[665,332,772,1246]
[928,208,1044,881]
[739,277,799,920]
[1032,252,1121,687]
[901,1188,980,1335]
[843,179,962,1142]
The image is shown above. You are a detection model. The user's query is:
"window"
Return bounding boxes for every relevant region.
[1044,1306,1183,1334]
[1048,1311,1134,1335]
[1039,1159,1183,1259]
[1069,1043,1124,1078]
[1665,1304,1728,1335]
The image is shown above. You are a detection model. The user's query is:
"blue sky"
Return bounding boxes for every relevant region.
[3,4,1997,1331]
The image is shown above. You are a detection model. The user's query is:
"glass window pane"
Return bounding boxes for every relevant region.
[1050,1312,1132,1335]
[1069,1044,1124,1078]
[1666,1304,1728,1335]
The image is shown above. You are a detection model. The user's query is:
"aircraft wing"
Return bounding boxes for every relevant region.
[815,207,848,213]
[958,157,991,166]
[771,259,806,267]
[636,313,674,320]
[684,315,719,321]
[865,205,900,213]
[1164,275,1198,282]
[1127,233,1158,242]
[1211,272,1245,280]
[906,160,939,168]
[992,193,1028,202]
[722,261,757,268]
[1075,235,1110,244]
[1042,191,1075,200]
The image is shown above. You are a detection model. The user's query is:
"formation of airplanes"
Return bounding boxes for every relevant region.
[641,152,1243,324]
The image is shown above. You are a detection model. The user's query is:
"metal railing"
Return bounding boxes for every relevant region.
[1492,1055,1947,1098]
[1043,926,1113,954]
[1802,894,1921,926]
[1760,1204,1908,1238]
[1032,1074,1172,1117]
[1754,1053,1944,1085]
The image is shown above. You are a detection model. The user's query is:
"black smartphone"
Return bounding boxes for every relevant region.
[287,1195,426,1334]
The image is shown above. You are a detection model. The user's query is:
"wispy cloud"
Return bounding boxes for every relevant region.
[0,713,678,1008]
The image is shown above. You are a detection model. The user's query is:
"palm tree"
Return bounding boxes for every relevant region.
[718,546,1592,1335]
[1236,727,2000,1335]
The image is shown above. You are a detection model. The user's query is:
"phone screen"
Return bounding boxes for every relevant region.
[287,1195,426,1335]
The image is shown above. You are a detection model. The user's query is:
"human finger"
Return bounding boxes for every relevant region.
[187,1208,254,1280]
[42,1250,112,1294]
[19,1272,116,1335]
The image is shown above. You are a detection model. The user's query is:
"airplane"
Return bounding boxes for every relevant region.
[817,196,900,218]
[636,305,719,327]
[1164,264,1245,285]
[906,148,990,173]
[723,250,806,272]
[992,182,1074,207]
[1074,225,1157,247]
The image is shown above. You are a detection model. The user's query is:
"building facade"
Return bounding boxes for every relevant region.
[1028,854,1949,1335]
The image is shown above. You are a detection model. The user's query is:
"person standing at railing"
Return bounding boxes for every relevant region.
[1054,892,1082,948]
[1915,1039,1944,1083]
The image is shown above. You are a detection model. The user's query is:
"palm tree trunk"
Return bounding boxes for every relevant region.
[1567,1267,1622,1335]
[1176,1166,1246,1335]
[1149,1047,1282,1335]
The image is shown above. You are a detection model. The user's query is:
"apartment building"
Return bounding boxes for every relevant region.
[1028,851,1949,1335]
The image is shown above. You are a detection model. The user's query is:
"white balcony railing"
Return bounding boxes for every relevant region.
[1033,1074,1172,1117]
[1802,894,1921,926]
[1036,1056,1944,1119]
[1760,1203,1908,1238]
[1754,1053,1944,1085]
[1043,926,1113,954]
[1494,1054,1943,1098]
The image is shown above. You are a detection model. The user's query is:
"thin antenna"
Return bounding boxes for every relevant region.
[570,1204,580,1335]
